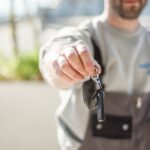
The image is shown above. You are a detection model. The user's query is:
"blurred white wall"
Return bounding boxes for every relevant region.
[0,82,60,150]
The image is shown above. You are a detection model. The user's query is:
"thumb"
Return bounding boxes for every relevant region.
[92,59,102,76]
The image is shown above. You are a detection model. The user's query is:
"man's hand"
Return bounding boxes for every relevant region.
[44,40,101,89]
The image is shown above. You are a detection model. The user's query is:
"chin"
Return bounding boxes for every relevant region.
[120,13,140,20]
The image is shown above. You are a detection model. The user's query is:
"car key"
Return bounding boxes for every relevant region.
[92,74,105,122]
[82,68,105,122]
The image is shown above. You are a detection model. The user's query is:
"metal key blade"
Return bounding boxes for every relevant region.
[97,89,105,122]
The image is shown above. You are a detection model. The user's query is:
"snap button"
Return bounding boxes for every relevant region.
[122,124,129,131]
[136,96,142,109]
[96,123,103,130]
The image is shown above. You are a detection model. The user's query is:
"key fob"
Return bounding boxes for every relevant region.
[82,77,98,111]
[82,75,105,122]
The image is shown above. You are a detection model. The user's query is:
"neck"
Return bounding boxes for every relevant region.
[104,11,140,31]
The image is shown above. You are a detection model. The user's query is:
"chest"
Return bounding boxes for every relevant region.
[101,33,150,93]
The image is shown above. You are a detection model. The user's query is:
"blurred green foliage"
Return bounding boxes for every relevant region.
[0,51,42,81]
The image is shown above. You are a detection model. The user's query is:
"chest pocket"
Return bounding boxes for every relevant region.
[91,113,132,139]
[91,92,133,140]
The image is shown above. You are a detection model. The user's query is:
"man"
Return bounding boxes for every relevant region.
[40,0,150,150]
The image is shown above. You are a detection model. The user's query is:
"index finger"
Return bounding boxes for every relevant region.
[74,41,95,76]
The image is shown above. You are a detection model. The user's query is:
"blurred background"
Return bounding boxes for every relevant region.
[0,0,149,150]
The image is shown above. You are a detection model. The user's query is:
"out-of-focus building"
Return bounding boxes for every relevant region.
[38,0,104,29]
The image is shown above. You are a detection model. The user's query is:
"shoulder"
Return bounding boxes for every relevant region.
[57,15,104,36]
[142,26,150,37]
[139,17,150,36]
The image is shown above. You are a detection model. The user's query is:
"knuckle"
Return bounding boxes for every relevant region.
[87,59,94,66]
[75,41,87,50]
[64,47,76,59]
[67,51,76,60]
[79,48,88,56]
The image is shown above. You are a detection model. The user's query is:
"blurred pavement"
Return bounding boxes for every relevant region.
[0,82,60,150]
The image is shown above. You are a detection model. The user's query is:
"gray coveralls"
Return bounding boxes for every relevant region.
[79,92,150,150]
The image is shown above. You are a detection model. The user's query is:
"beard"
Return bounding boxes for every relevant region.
[111,0,147,20]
